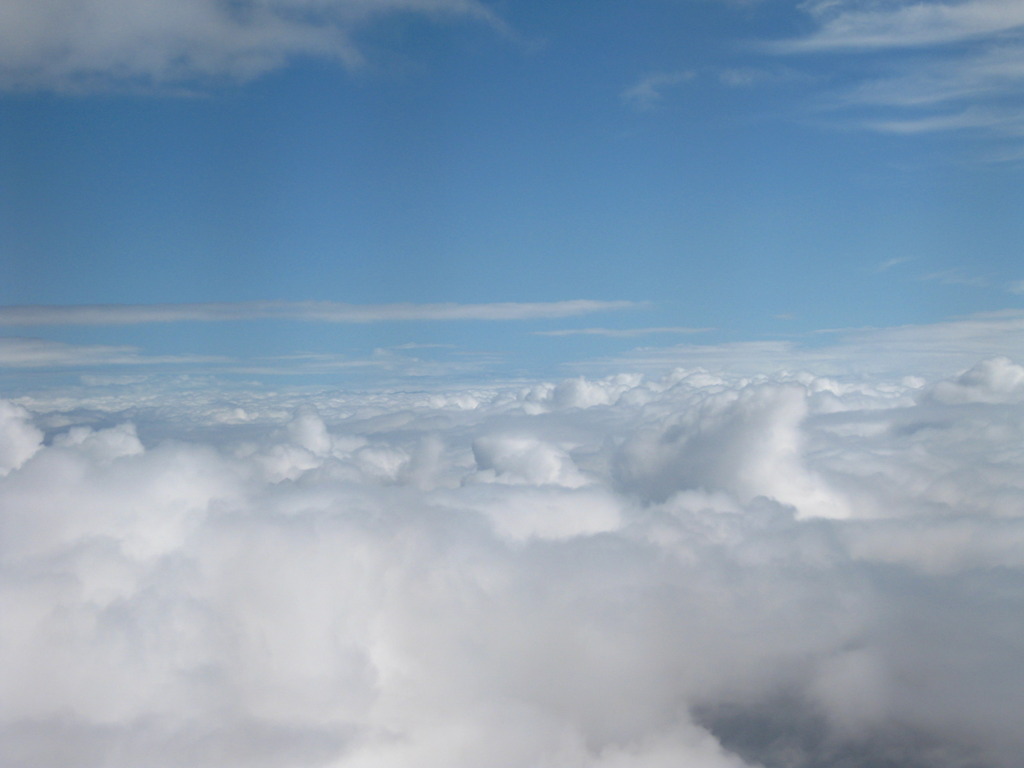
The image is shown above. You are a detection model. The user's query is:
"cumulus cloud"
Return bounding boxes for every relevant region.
[925,355,1024,403]
[0,337,230,368]
[0,399,42,474]
[4,355,1024,766]
[0,0,502,91]
[0,299,640,327]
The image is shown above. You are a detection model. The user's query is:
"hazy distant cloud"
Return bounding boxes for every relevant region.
[0,0,502,91]
[534,327,711,338]
[875,256,914,271]
[918,268,990,287]
[716,65,809,88]
[591,309,1024,379]
[0,300,640,326]
[622,70,695,109]
[0,337,228,368]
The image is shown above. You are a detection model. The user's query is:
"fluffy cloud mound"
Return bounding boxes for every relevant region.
[3,359,1024,766]
[927,356,1024,404]
[0,399,43,474]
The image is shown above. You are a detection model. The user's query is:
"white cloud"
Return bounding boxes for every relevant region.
[0,299,640,326]
[768,0,1024,148]
[844,44,1024,109]
[876,255,915,271]
[925,355,1024,403]
[0,399,43,475]
[622,71,695,109]
[0,0,502,91]
[777,0,1024,52]
[5,353,1024,765]
[534,327,711,338]
[590,309,1024,379]
[863,104,1024,135]
[0,337,230,368]
[917,268,990,286]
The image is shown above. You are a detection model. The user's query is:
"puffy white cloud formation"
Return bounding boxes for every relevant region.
[0,399,42,474]
[926,356,1024,404]
[4,359,1024,766]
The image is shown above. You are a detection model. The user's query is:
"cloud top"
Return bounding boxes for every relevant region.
[4,359,1024,765]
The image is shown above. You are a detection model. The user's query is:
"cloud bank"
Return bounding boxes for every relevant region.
[0,0,500,91]
[4,355,1024,766]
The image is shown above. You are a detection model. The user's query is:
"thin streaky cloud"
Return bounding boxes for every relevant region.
[765,1,1024,147]
[772,0,1024,53]
[876,256,914,272]
[842,45,1024,109]
[0,337,231,368]
[918,269,990,287]
[534,327,711,338]
[622,70,695,109]
[588,310,1024,379]
[0,0,504,93]
[863,106,1024,135]
[0,300,642,327]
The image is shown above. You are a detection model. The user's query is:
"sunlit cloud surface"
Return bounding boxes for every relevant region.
[4,354,1024,766]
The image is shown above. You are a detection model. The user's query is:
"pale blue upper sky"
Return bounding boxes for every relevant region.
[2,0,1023,386]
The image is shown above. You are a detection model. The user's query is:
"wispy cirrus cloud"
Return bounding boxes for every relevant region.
[774,0,1024,52]
[875,256,915,272]
[917,268,990,287]
[0,0,503,92]
[621,70,695,109]
[767,0,1024,148]
[583,309,1024,379]
[0,300,641,327]
[0,337,495,381]
[0,337,229,368]
[534,326,711,338]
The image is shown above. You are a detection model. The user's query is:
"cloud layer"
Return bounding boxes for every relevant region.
[4,356,1024,766]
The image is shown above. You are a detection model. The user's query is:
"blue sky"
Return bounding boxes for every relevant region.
[2,0,1023,386]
